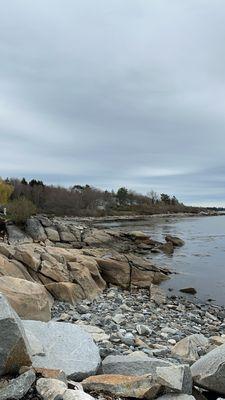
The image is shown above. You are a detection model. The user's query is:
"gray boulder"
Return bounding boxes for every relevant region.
[25,218,47,241]
[165,235,185,247]
[156,364,192,394]
[6,224,33,245]
[0,370,36,400]
[191,343,225,394]
[23,320,101,380]
[102,354,171,376]
[0,294,31,376]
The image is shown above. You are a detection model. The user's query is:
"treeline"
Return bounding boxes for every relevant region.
[0,177,199,218]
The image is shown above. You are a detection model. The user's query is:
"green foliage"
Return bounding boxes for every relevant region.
[7,197,37,224]
[0,179,13,205]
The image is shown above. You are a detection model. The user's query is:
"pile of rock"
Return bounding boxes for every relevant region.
[2,290,225,400]
[0,217,173,320]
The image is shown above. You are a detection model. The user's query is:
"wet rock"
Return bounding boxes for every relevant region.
[0,370,36,400]
[165,235,185,247]
[82,374,161,399]
[180,288,197,295]
[23,320,101,380]
[0,294,31,376]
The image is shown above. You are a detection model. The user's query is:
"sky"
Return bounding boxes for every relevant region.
[0,1,225,206]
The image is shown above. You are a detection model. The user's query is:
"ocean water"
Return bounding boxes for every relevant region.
[97,215,225,305]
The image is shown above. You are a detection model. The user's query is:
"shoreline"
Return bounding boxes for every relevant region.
[49,210,220,225]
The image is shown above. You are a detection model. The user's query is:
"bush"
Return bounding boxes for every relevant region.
[7,197,37,224]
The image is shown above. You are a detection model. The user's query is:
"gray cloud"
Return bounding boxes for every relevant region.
[0,0,225,206]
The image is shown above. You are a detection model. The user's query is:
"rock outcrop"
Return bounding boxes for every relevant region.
[0,276,53,321]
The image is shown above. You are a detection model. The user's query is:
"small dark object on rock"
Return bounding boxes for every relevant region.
[180,287,197,295]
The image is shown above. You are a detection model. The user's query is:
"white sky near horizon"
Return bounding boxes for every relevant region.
[1,0,225,207]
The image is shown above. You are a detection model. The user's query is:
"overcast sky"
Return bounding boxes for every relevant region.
[0,1,225,206]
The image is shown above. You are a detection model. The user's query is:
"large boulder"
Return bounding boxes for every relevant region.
[45,226,60,242]
[97,257,130,289]
[156,364,192,394]
[0,276,53,321]
[172,334,209,363]
[57,224,77,243]
[23,320,101,380]
[14,245,41,272]
[82,374,161,399]
[68,262,103,300]
[0,294,31,376]
[25,218,47,242]
[6,224,33,245]
[40,252,70,282]
[46,282,85,304]
[191,343,225,394]
[0,255,34,281]
[102,355,171,376]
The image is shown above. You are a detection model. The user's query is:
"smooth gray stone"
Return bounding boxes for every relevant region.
[0,370,36,400]
[6,224,33,245]
[0,294,31,377]
[25,218,47,241]
[102,354,171,376]
[23,320,101,381]
[191,343,225,394]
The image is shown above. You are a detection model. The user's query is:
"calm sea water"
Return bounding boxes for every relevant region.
[97,215,225,305]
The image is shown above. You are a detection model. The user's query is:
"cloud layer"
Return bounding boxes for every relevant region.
[1,0,225,206]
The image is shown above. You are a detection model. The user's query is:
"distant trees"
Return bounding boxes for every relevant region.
[0,177,190,217]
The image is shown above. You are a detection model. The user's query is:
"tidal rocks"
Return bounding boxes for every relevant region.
[102,355,171,376]
[0,277,53,321]
[0,294,31,376]
[180,288,197,295]
[82,374,161,399]
[165,235,185,247]
[23,320,101,380]
[0,370,36,400]
[191,343,225,394]
[172,334,209,363]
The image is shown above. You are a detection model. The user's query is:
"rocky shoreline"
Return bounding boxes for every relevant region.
[0,215,225,399]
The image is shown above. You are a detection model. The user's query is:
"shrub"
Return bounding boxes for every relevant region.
[7,197,37,224]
